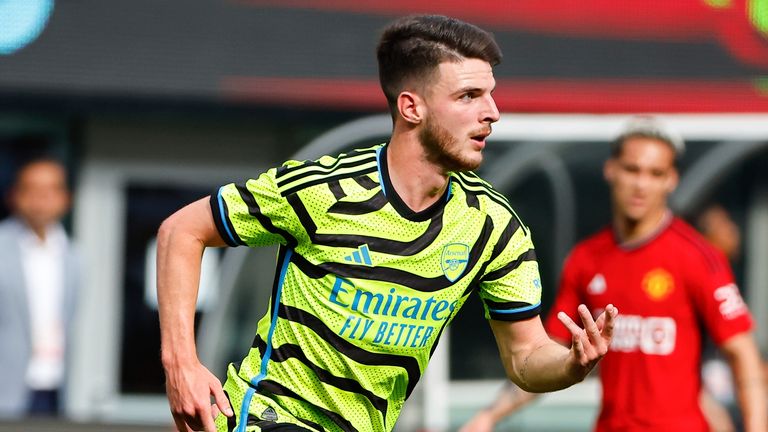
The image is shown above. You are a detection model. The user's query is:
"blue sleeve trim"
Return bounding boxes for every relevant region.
[209,187,241,247]
[488,301,541,322]
[489,301,541,314]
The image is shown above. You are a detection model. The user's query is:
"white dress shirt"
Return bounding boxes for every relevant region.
[19,223,68,390]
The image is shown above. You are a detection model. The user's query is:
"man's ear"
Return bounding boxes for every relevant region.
[666,167,679,193]
[603,158,615,183]
[397,91,423,125]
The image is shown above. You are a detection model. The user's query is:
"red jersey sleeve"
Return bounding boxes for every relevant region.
[544,248,585,343]
[687,244,753,346]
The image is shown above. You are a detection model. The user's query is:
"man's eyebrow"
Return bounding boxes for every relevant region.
[457,82,496,94]
[454,86,483,95]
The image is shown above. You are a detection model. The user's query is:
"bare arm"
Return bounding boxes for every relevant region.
[459,382,539,432]
[157,197,232,432]
[461,305,615,432]
[720,332,767,432]
[699,389,735,432]
[460,331,574,432]
[490,304,617,393]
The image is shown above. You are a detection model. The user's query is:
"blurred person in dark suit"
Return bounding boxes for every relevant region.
[0,159,80,418]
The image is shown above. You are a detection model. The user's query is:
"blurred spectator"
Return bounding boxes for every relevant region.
[696,203,765,432]
[697,204,741,262]
[0,159,80,418]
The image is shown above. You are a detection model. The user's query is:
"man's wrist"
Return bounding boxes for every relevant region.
[564,353,589,385]
[160,345,199,369]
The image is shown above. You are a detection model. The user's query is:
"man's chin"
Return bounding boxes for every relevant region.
[622,211,647,224]
[453,162,481,172]
[457,154,483,171]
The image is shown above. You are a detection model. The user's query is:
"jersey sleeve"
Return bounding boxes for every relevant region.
[544,249,585,343]
[478,218,542,322]
[688,248,753,346]
[209,166,301,248]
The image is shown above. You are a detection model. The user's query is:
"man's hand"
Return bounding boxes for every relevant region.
[558,304,618,380]
[165,360,233,432]
[156,198,233,431]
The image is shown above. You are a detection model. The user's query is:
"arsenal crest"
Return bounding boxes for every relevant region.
[441,243,469,282]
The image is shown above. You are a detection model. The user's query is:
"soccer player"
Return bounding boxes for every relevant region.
[157,15,618,432]
[460,117,767,432]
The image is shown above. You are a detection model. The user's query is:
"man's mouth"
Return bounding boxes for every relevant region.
[629,196,646,206]
[470,127,492,143]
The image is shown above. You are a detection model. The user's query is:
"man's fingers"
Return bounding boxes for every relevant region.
[577,304,601,344]
[211,381,234,417]
[599,304,618,340]
[572,332,585,359]
[201,408,218,432]
[557,304,619,373]
[558,310,591,356]
[172,415,192,432]
[557,311,582,336]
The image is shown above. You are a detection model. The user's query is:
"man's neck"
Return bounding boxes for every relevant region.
[613,208,672,245]
[19,219,50,243]
[386,133,450,213]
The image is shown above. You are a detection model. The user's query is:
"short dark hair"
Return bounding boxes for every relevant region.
[376,15,502,116]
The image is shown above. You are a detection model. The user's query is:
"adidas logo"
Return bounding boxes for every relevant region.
[587,273,607,295]
[261,407,277,421]
[344,244,373,266]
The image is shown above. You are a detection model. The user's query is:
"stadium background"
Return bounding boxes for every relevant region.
[1,1,768,430]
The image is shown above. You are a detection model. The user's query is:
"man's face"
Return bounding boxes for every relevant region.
[419,58,499,172]
[11,161,70,231]
[700,206,741,260]
[604,137,678,223]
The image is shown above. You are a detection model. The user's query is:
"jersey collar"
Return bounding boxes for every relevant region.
[377,144,451,222]
[615,209,674,251]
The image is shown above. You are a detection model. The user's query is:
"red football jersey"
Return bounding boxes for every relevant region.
[545,216,753,432]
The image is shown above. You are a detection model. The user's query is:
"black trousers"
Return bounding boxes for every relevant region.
[28,389,59,416]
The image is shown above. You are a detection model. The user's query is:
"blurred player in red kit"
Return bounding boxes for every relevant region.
[461,117,766,432]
